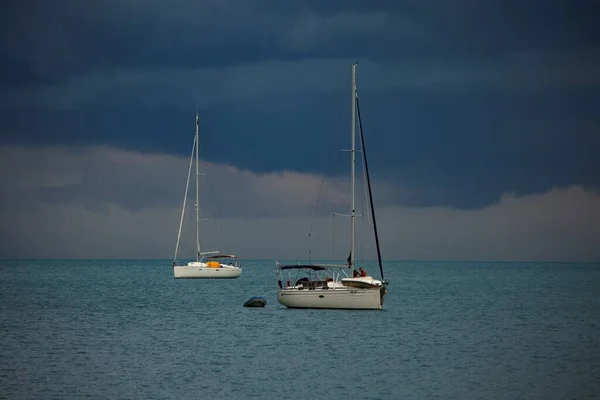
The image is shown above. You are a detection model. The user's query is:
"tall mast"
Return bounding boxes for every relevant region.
[195,111,200,261]
[350,63,357,271]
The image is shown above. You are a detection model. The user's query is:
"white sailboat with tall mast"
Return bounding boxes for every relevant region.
[172,112,242,279]
[276,63,388,309]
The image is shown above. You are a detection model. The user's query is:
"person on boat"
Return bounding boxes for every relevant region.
[359,267,367,277]
[353,269,360,277]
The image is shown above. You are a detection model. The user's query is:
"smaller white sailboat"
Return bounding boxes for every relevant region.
[172,112,242,279]
[276,63,388,310]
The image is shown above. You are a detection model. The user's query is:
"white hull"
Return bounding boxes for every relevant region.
[277,286,385,310]
[173,262,242,279]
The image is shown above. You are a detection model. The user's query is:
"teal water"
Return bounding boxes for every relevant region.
[1,260,599,399]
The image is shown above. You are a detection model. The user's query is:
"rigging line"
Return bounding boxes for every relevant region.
[308,174,326,262]
[174,132,197,263]
[356,94,384,281]
[359,158,371,266]
[180,241,194,258]
[360,131,372,225]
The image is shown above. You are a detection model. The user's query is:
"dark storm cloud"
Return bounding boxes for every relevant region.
[2,0,597,86]
[0,0,407,85]
[1,0,599,211]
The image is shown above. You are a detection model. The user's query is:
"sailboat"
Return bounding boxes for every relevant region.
[172,112,242,279]
[276,63,388,309]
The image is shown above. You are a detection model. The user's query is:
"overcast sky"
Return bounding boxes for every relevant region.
[1,0,599,261]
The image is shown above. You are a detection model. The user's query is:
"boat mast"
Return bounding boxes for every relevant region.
[350,62,357,273]
[195,111,200,261]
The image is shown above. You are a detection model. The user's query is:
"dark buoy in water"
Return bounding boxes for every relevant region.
[243,296,266,307]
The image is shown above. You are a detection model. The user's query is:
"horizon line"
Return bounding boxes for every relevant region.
[1,258,599,264]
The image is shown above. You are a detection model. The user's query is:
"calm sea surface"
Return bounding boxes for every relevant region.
[1,259,599,399]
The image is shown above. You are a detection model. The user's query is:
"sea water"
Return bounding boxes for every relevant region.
[1,259,599,399]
